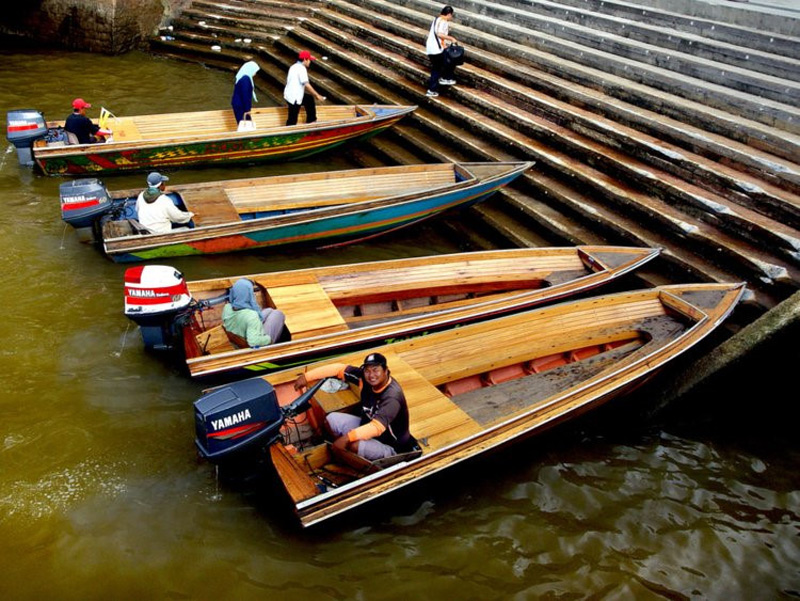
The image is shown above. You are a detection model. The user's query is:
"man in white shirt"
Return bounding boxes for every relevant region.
[135,172,194,235]
[425,5,458,98]
[283,50,326,126]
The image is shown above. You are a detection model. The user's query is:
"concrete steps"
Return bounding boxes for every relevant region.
[149,0,800,313]
[283,15,800,281]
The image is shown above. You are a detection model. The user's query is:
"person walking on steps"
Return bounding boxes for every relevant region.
[425,5,458,98]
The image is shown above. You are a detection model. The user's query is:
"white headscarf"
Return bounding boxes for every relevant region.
[234,61,260,102]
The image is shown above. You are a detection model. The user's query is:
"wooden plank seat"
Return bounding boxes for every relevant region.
[270,443,319,503]
[194,325,235,355]
[264,281,349,339]
[180,189,241,227]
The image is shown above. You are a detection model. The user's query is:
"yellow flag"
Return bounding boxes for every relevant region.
[99,107,116,129]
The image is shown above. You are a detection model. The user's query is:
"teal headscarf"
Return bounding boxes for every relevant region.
[234,61,260,102]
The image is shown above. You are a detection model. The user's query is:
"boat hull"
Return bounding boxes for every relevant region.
[240,282,745,527]
[33,106,414,175]
[104,162,531,262]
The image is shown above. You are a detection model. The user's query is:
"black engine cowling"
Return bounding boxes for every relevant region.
[194,378,284,462]
[194,378,326,464]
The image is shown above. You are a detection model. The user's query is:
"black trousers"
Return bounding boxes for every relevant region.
[286,95,317,126]
[427,52,455,92]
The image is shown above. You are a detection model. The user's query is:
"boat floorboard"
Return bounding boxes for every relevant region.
[450,314,687,426]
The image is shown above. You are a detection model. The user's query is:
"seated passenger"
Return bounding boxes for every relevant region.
[135,172,194,234]
[293,352,416,461]
[222,279,286,348]
[65,98,105,144]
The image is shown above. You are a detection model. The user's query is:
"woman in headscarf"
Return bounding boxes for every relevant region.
[231,61,260,124]
[222,279,286,348]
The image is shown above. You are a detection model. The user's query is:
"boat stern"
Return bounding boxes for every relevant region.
[60,178,113,240]
[6,109,47,167]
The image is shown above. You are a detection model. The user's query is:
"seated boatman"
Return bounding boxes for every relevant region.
[222,279,286,348]
[65,98,105,144]
[135,172,194,234]
[294,352,416,461]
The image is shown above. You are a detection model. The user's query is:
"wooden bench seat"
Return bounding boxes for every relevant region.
[180,189,241,227]
[194,325,236,355]
[270,443,319,503]
[265,280,349,339]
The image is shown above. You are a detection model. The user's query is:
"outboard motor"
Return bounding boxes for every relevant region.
[124,265,192,351]
[60,178,113,240]
[194,379,326,463]
[6,109,47,166]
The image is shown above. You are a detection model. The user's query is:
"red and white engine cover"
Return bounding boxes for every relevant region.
[124,265,191,316]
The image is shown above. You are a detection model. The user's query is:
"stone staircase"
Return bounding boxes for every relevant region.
[150,0,800,318]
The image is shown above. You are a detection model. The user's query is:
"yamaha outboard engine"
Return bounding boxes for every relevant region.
[194,378,284,463]
[194,379,326,464]
[124,265,192,351]
[60,178,113,241]
[6,110,47,166]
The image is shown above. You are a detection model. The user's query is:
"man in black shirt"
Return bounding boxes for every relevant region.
[65,98,101,144]
[294,352,415,460]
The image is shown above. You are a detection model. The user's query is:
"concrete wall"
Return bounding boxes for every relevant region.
[0,0,189,53]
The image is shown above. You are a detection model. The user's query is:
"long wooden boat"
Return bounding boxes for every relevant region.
[64,162,533,262]
[124,246,660,379]
[193,282,745,527]
[7,105,415,175]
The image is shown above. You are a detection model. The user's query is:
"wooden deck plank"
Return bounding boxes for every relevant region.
[267,281,349,338]
[107,117,143,143]
[398,298,667,384]
[381,352,482,452]
[317,257,587,299]
[181,188,241,226]
[225,170,456,212]
[270,444,319,503]
[194,324,235,355]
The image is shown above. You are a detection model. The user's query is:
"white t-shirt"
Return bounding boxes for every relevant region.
[283,62,309,105]
[426,17,449,55]
[135,192,193,234]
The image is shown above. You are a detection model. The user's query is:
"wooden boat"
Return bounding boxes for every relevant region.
[193,282,745,527]
[63,162,533,262]
[124,246,660,379]
[6,104,415,175]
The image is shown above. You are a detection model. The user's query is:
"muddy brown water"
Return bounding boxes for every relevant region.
[0,46,797,600]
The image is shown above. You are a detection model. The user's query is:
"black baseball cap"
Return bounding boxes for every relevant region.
[362,352,387,368]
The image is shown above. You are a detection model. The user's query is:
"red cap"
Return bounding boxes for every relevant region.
[72,98,92,110]
[298,50,317,61]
